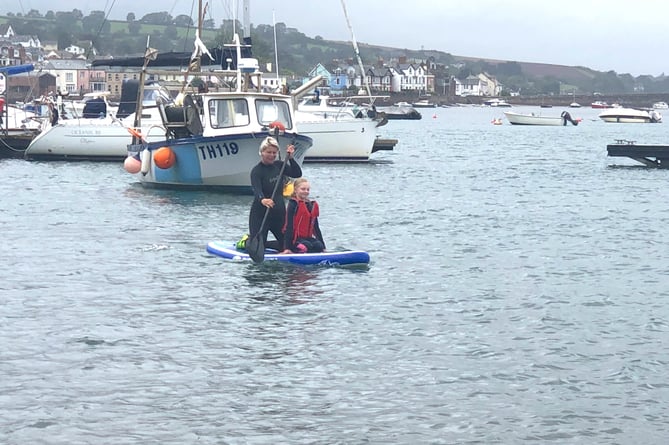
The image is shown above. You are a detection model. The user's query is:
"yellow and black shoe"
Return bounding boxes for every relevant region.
[235,234,249,250]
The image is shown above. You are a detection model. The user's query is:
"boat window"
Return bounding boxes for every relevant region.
[208,98,250,129]
[143,86,173,107]
[256,99,292,129]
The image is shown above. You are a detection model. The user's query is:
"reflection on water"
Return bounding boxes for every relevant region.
[243,261,369,303]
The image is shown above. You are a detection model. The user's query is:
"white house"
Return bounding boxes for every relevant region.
[43,59,89,94]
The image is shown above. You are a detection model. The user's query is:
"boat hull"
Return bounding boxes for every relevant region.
[599,108,662,124]
[504,111,567,126]
[24,114,166,161]
[134,132,312,193]
[0,129,40,159]
[299,117,379,162]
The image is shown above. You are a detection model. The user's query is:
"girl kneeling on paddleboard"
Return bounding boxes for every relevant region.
[282,178,326,254]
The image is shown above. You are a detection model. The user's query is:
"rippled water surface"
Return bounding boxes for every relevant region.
[3,105,669,444]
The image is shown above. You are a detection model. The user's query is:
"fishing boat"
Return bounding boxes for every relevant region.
[124,33,312,193]
[504,110,580,126]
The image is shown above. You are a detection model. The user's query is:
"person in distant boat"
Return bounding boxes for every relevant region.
[248,136,302,252]
[48,101,59,126]
[282,177,326,254]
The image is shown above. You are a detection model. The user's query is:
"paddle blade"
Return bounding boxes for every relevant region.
[246,234,265,263]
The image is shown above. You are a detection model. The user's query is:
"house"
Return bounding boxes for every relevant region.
[42,59,89,94]
[303,63,331,88]
[365,66,394,93]
[0,41,27,67]
[477,72,501,96]
[456,74,482,97]
[2,70,56,103]
[0,24,15,39]
[259,73,286,93]
[64,44,86,57]
[326,63,356,95]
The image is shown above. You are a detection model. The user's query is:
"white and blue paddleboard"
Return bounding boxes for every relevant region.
[206,241,370,266]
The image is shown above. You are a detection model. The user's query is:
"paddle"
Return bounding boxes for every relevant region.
[247,123,288,263]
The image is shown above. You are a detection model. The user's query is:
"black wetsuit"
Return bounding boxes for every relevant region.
[249,158,302,251]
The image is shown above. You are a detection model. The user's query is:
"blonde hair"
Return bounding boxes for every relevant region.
[291,177,310,198]
[259,136,279,155]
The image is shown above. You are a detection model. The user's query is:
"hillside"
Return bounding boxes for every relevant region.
[3,10,669,95]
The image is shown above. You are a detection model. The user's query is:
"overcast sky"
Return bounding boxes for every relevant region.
[6,0,668,76]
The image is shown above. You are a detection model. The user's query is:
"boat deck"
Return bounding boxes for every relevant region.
[607,139,669,167]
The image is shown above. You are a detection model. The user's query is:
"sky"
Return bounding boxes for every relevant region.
[5,0,668,77]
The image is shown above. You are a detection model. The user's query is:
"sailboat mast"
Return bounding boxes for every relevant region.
[273,11,280,85]
[340,0,371,98]
[243,0,250,39]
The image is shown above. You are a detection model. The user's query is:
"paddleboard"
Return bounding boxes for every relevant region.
[206,241,370,266]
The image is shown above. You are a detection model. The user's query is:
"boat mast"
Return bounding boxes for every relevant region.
[273,11,280,88]
[340,0,371,99]
[243,0,250,39]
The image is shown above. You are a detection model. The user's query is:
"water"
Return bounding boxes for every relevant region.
[2,105,669,444]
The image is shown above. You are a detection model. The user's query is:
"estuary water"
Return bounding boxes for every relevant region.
[2,104,669,444]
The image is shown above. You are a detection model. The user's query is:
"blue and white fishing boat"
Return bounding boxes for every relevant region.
[124,33,312,193]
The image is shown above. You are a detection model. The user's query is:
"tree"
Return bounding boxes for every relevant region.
[140,12,173,26]
[128,21,141,35]
[173,14,193,27]
[164,25,178,40]
[82,11,109,35]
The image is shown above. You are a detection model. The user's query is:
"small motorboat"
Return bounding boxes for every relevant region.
[504,110,580,126]
[599,108,662,123]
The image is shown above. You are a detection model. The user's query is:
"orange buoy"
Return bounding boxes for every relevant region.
[269,121,286,135]
[123,155,141,174]
[154,147,176,169]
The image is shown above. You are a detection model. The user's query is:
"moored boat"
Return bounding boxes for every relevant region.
[591,100,612,109]
[504,110,580,126]
[376,105,422,120]
[412,99,436,108]
[124,34,312,193]
[24,80,171,161]
[294,88,387,162]
[598,107,662,123]
[0,128,41,159]
[484,98,512,107]
[1,64,45,158]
